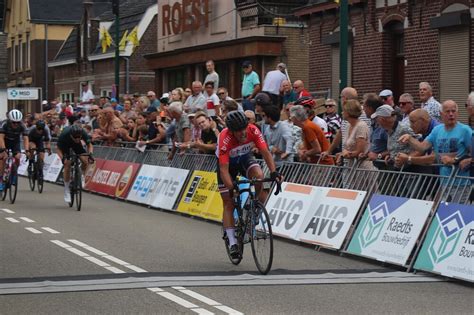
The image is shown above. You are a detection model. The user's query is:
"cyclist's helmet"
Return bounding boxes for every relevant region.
[8,109,23,122]
[294,96,314,108]
[225,110,248,132]
[70,124,83,138]
[36,120,46,130]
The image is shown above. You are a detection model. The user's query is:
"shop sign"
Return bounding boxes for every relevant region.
[162,0,209,36]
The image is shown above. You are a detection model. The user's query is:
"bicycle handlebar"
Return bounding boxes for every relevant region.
[235,177,282,196]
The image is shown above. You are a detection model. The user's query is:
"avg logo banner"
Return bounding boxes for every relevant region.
[347,194,433,266]
[265,183,366,249]
[414,202,473,282]
[177,170,223,222]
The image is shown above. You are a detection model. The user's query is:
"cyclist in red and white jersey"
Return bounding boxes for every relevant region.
[217,110,281,258]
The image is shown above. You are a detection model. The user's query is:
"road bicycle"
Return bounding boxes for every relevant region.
[27,148,48,193]
[67,152,93,211]
[2,149,18,204]
[223,176,281,275]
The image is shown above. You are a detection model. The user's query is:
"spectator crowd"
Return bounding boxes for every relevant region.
[21,59,473,201]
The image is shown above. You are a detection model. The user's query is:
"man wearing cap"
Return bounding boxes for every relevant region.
[419,82,442,122]
[204,60,219,93]
[109,98,123,112]
[184,81,207,113]
[380,89,403,121]
[79,82,95,109]
[147,91,161,110]
[372,104,415,168]
[241,61,261,111]
[262,63,287,109]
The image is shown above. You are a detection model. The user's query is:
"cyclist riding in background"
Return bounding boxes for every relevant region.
[27,119,51,163]
[0,109,29,191]
[56,124,93,203]
[217,110,281,258]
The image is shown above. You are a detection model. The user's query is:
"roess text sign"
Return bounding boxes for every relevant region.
[266,183,315,239]
[414,203,474,282]
[127,165,189,211]
[161,0,209,36]
[347,195,433,266]
[85,159,140,198]
[297,188,366,249]
[177,170,223,222]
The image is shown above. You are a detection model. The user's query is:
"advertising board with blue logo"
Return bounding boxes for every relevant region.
[414,203,473,282]
[347,195,433,266]
[127,164,189,211]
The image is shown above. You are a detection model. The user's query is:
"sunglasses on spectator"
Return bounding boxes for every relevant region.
[399,102,411,106]
[90,109,98,112]
[324,104,335,108]
[218,92,225,95]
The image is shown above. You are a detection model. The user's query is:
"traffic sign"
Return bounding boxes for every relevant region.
[7,87,40,100]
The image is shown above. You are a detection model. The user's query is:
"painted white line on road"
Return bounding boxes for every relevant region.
[157,292,199,309]
[125,265,148,273]
[41,227,60,234]
[68,240,108,256]
[214,305,244,315]
[65,247,89,257]
[5,217,19,223]
[103,255,130,266]
[147,287,164,293]
[84,256,110,268]
[50,240,71,248]
[174,288,221,306]
[191,308,214,315]
[25,227,42,234]
[105,266,126,274]
[1,208,14,214]
[19,217,35,223]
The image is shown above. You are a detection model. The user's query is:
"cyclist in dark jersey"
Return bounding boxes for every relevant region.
[28,119,51,163]
[56,124,93,203]
[0,109,29,191]
[217,110,281,258]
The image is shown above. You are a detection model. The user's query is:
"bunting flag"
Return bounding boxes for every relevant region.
[127,26,140,51]
[119,30,129,51]
[100,27,113,53]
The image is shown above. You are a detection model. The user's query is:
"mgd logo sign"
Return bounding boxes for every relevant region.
[428,211,465,264]
[359,201,389,248]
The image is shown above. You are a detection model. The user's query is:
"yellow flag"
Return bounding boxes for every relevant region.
[334,0,339,3]
[119,30,129,51]
[127,26,139,51]
[100,27,113,53]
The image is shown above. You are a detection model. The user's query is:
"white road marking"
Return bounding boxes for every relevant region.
[103,255,129,266]
[105,267,126,274]
[214,306,244,315]
[42,227,60,234]
[25,227,42,234]
[147,287,164,293]
[19,217,35,223]
[191,308,214,315]
[65,247,89,257]
[124,265,148,273]
[50,240,71,248]
[84,256,110,268]
[1,208,14,214]
[5,217,19,223]
[157,292,199,309]
[174,288,221,306]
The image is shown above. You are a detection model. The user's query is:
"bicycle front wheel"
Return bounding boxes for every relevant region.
[74,166,82,211]
[27,163,35,191]
[9,166,18,204]
[250,202,273,275]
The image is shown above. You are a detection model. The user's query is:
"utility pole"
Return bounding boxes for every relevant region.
[112,0,120,97]
[338,0,348,115]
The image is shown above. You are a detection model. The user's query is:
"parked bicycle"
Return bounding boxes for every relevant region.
[67,151,93,211]
[27,148,49,193]
[223,176,282,275]
[2,149,18,204]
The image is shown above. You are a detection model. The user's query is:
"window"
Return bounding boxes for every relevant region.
[100,89,112,97]
[60,92,75,103]
[18,37,22,71]
[10,38,15,73]
[15,40,20,72]
[25,33,30,69]
[166,68,186,91]
[200,62,229,89]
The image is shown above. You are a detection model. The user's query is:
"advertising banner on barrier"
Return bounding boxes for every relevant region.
[177,170,223,222]
[266,183,317,240]
[347,194,433,266]
[414,203,473,282]
[127,165,189,210]
[43,154,63,182]
[297,187,366,249]
[85,159,140,198]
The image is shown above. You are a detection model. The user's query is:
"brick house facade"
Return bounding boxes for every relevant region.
[296,0,473,124]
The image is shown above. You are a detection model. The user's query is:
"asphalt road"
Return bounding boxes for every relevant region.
[0,178,472,314]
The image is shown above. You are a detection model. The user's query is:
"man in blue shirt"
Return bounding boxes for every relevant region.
[400,100,472,203]
[241,60,261,111]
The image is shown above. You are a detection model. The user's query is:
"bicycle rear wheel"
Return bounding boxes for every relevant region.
[74,166,82,211]
[9,166,18,204]
[250,202,273,275]
[224,226,244,265]
[27,162,35,191]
